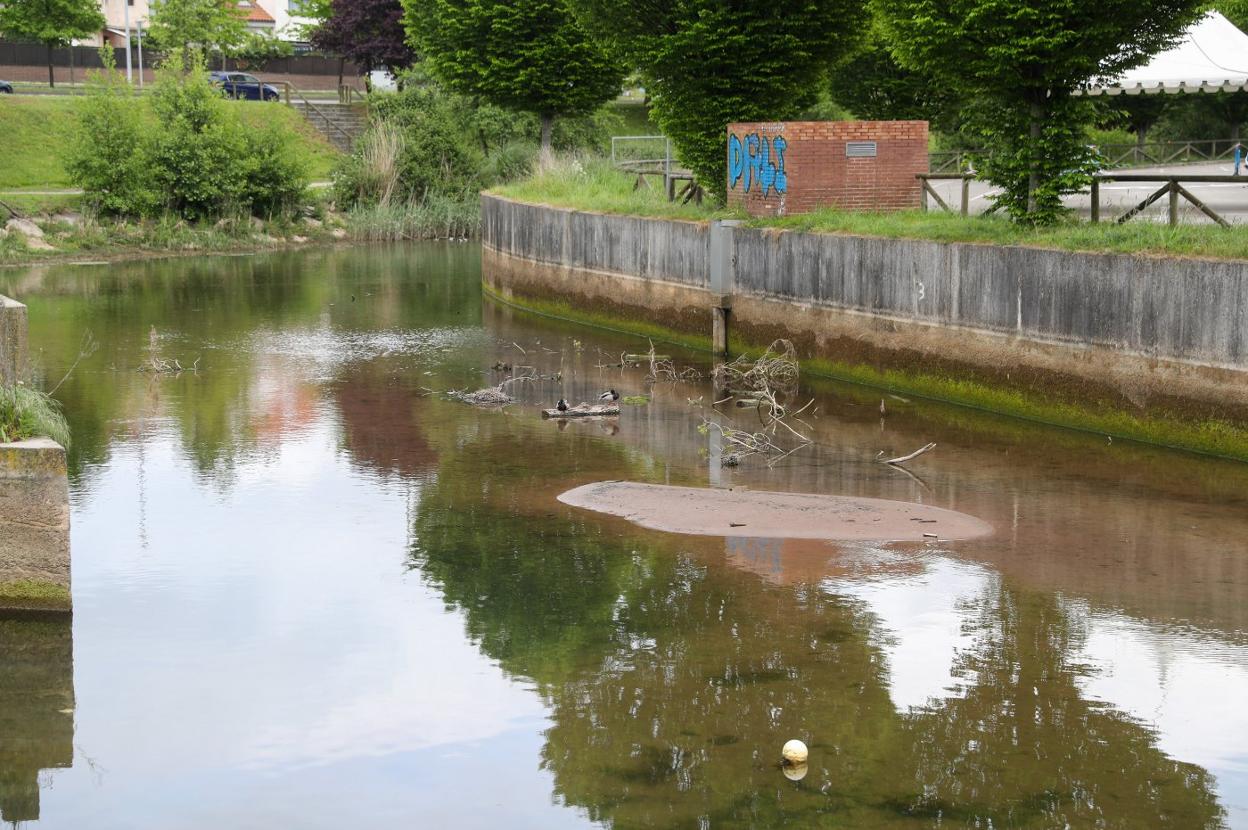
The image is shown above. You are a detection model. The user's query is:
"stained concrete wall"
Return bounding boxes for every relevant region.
[0,439,70,613]
[481,194,1248,412]
[0,295,27,388]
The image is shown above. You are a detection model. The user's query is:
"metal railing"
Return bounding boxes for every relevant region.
[272,81,357,145]
[917,171,1248,226]
[610,135,697,201]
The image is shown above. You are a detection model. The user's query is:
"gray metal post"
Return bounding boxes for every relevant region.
[709,219,740,357]
[135,23,144,90]
[123,0,132,83]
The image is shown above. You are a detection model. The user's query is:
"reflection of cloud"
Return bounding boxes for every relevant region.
[1077,610,1248,784]
[68,423,549,786]
[820,550,997,712]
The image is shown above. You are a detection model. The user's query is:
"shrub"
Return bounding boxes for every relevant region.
[148,57,249,218]
[66,57,158,216]
[0,385,70,447]
[239,122,312,216]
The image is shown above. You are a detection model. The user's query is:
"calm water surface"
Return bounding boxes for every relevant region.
[2,243,1247,828]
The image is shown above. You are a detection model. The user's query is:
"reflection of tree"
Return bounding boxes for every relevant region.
[900,587,1225,828]
[333,361,437,480]
[410,425,651,684]
[1,242,482,485]
[410,419,1226,828]
[0,619,74,824]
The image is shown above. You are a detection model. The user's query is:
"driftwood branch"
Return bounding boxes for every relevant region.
[880,442,936,466]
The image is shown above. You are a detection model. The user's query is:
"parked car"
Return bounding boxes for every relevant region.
[209,71,281,102]
[0,81,13,94]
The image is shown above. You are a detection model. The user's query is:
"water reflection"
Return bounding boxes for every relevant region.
[0,243,1245,827]
[0,618,73,824]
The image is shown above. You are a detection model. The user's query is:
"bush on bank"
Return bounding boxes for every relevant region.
[332,67,621,217]
[67,52,310,220]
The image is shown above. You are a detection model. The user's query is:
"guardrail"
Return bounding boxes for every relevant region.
[917,172,1248,226]
[271,81,356,145]
[610,135,698,201]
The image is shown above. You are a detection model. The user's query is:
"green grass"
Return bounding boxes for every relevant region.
[493,158,732,222]
[346,196,480,241]
[0,95,340,189]
[0,385,71,446]
[0,579,72,612]
[493,160,1248,261]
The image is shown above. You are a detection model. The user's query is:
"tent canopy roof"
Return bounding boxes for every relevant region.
[1082,11,1248,96]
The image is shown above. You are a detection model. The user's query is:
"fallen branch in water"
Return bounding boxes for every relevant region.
[713,339,799,392]
[541,402,621,419]
[880,442,936,466]
[448,371,536,407]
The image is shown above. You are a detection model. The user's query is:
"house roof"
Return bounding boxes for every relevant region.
[237,1,275,24]
[1082,11,1248,95]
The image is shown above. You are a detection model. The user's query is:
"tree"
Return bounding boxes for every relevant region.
[0,0,103,87]
[872,0,1205,224]
[826,26,961,130]
[570,0,865,201]
[310,0,414,88]
[405,0,623,159]
[145,0,249,63]
[1095,94,1172,161]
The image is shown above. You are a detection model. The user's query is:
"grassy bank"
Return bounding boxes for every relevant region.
[0,199,482,266]
[483,282,1248,462]
[0,95,340,189]
[493,160,1248,261]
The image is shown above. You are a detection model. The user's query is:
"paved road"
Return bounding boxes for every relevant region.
[927,161,1248,224]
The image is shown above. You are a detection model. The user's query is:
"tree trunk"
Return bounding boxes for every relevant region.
[47,43,55,88]
[1027,101,1042,216]
[540,112,555,166]
[1135,125,1147,163]
[337,57,344,90]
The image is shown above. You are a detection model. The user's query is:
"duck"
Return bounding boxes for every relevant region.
[599,389,620,402]
[556,399,569,412]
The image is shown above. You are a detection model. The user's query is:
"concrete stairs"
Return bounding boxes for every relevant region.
[289,101,368,152]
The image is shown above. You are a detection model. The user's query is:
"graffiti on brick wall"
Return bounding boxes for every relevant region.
[728,132,787,196]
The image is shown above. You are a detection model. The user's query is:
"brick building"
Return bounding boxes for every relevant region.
[726,121,929,217]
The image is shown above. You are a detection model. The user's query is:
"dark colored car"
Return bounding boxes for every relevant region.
[0,81,13,94]
[209,71,280,102]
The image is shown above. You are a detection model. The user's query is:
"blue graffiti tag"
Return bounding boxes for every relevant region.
[728,132,787,196]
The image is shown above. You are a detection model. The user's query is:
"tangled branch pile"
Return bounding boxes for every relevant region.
[448,372,535,407]
[713,339,798,391]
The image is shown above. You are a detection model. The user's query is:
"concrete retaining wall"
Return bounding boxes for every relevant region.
[0,295,27,388]
[0,439,70,613]
[481,194,1248,415]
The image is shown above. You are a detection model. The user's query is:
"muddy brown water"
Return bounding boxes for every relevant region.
[1,242,1246,828]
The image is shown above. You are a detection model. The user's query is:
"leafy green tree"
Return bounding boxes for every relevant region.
[571,0,865,201]
[826,27,960,129]
[872,0,1205,223]
[1095,94,1173,160]
[404,0,623,159]
[145,0,249,63]
[0,0,104,87]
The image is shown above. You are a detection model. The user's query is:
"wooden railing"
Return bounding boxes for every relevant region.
[917,172,1248,226]
[930,139,1247,174]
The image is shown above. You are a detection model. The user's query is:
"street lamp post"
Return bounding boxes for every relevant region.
[123,0,133,83]
[135,22,144,89]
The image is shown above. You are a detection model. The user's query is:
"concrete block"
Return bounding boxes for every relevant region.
[0,295,28,388]
[0,438,71,613]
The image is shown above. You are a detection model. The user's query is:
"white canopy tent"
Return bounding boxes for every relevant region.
[1082,11,1248,96]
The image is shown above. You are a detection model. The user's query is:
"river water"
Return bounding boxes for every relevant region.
[2,243,1247,829]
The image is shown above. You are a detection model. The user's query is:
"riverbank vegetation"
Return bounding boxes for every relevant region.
[0,385,71,446]
[494,158,1248,260]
